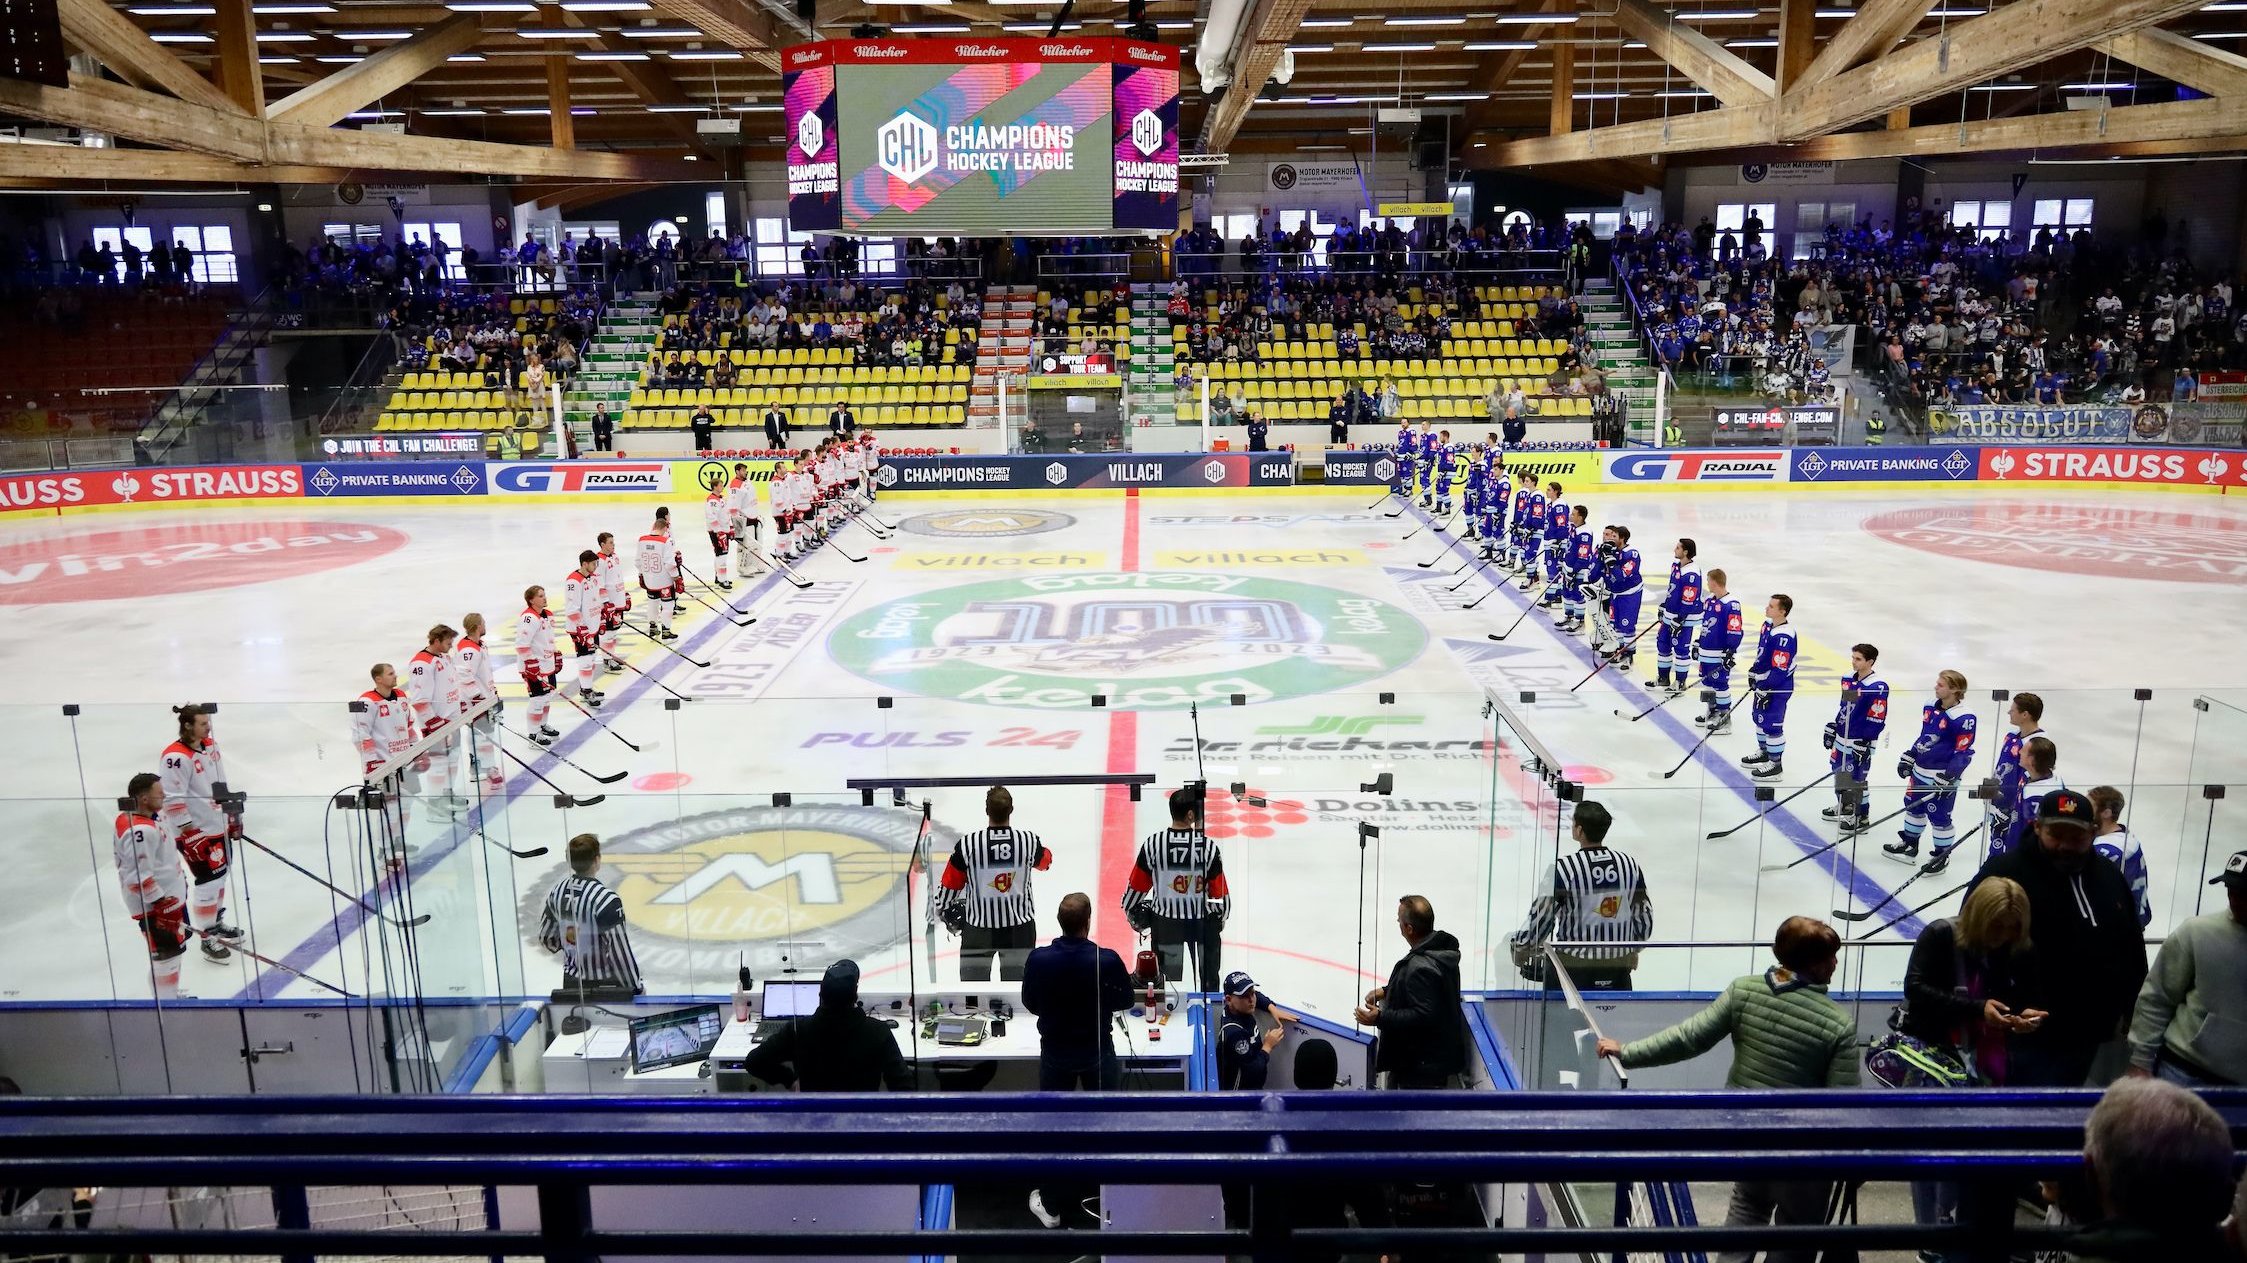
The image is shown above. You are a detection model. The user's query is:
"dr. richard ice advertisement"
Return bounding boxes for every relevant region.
[828,572,1426,708]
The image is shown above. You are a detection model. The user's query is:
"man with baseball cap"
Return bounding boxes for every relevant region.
[2126,850,2247,1088]
[1216,970,1303,1090]
[742,959,913,1092]
[1970,790,2148,1087]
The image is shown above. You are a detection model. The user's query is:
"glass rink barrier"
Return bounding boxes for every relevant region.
[1,674,2241,1089]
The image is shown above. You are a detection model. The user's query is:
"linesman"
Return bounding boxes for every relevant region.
[540,832,643,996]
[1506,801,1653,992]
[935,785,1053,981]
[1123,786,1230,993]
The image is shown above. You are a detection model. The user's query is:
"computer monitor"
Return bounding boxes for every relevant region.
[626,1003,725,1074]
[760,979,822,1019]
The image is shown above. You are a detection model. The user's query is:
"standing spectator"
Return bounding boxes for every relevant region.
[828,400,856,437]
[933,786,1050,982]
[1354,895,1470,1089]
[1969,790,2147,1086]
[741,959,912,1092]
[1328,392,1352,445]
[2126,849,2247,1088]
[1245,409,1269,453]
[2090,785,2154,928]
[1216,970,1287,1090]
[1021,892,1133,1230]
[1597,916,1858,1263]
[2065,1078,2238,1263]
[1501,381,1529,448]
[761,399,790,449]
[1122,787,1229,993]
[1892,877,2040,1245]
[591,404,614,452]
[1506,800,1653,992]
[689,402,716,452]
[540,833,644,996]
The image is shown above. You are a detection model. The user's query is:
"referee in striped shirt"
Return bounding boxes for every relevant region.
[935,786,1052,981]
[540,833,644,995]
[1506,801,1653,993]
[1123,787,1230,993]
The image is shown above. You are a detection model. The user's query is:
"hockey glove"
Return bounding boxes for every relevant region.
[1823,724,1837,751]
[1125,901,1155,934]
[144,896,190,955]
[939,904,966,935]
[1897,757,1915,780]
[1723,653,1737,673]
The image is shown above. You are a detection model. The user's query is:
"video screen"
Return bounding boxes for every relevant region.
[1111,60,1179,230]
[783,56,840,230]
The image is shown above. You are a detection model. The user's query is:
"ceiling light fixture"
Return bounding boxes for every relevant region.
[1298,17,1354,27]
[347,30,415,38]
[1724,37,1778,45]
[252,3,334,11]
[128,5,214,14]
[149,32,212,41]
[1463,39,1536,48]
[1383,15,1465,24]
[443,2,535,11]
[312,53,361,60]
[666,48,744,56]
[1423,91,1491,100]
[447,52,486,60]
[1675,8,1759,18]
[1361,40,1437,49]
[560,1,653,9]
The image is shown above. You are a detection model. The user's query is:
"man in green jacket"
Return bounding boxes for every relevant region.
[1598,916,1858,1263]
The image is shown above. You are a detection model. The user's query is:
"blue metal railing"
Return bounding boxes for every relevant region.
[2,1091,2239,1258]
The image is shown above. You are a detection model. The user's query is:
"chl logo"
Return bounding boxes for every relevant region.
[1131,109,1163,156]
[878,111,938,184]
[796,109,824,159]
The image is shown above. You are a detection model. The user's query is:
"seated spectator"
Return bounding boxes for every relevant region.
[2063,1078,2237,1263]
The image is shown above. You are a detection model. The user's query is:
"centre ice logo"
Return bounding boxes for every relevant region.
[877,111,938,184]
[1131,109,1163,156]
[825,572,1427,710]
[796,109,824,159]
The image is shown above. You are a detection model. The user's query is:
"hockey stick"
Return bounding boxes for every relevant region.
[1417,547,1471,571]
[626,624,718,668]
[1366,489,1394,511]
[1569,624,1657,693]
[824,527,868,563]
[498,744,606,807]
[1713,768,1839,840]
[237,832,431,929]
[745,545,814,590]
[196,926,354,998]
[1835,822,1985,922]
[606,652,695,703]
[471,826,551,860]
[1401,511,1450,542]
[1488,578,1550,641]
[1460,567,1511,610]
[1852,879,1972,941]
[499,725,625,784]
[1617,685,1697,722]
[1447,557,1491,592]
[1651,723,1724,780]
[670,561,756,624]
[1761,835,1845,873]
[554,688,643,753]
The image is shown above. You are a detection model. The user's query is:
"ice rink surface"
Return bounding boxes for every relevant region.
[4,484,2244,1028]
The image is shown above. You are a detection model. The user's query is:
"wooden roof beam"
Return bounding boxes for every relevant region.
[647,0,785,72]
[54,0,245,115]
[1197,0,1315,153]
[2095,27,2247,99]
[1784,91,2247,159]
[1608,0,1775,108]
[265,14,487,129]
[1479,101,1775,166]
[1790,0,1926,89]
[1454,0,1572,145]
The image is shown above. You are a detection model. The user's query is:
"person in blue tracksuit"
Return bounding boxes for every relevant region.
[1539,482,1570,605]
[1432,432,1458,516]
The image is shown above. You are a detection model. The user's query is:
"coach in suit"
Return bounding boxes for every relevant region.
[762,401,790,449]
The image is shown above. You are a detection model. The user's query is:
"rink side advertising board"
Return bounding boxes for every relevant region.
[785,37,1180,237]
[303,462,486,498]
[1792,447,1979,483]
[876,452,1294,491]
[0,464,301,512]
[319,432,484,460]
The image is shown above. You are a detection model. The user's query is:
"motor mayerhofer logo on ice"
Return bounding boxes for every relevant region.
[900,508,1076,538]
[519,805,946,985]
[827,572,1427,709]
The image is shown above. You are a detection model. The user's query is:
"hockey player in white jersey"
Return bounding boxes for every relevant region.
[776,459,805,561]
[725,463,764,578]
[159,703,243,953]
[636,514,682,641]
[353,662,420,849]
[702,485,735,590]
[563,550,608,706]
[117,771,196,987]
[859,431,881,498]
[516,585,563,746]
[454,613,504,796]
[593,532,630,674]
[405,623,467,820]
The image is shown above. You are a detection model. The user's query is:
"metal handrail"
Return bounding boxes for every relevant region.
[1544,947,1628,1087]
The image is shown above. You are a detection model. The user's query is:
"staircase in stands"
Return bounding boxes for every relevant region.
[967,284,1035,433]
[566,294,659,434]
[1126,283,1176,428]
[1578,277,1658,444]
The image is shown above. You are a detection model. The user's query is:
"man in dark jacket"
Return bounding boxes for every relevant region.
[1354,895,1469,1088]
[1020,891,1134,1091]
[742,959,912,1092]
[1970,790,2148,1087]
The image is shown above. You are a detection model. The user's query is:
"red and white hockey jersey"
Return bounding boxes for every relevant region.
[517,607,559,676]
[352,686,418,771]
[636,531,680,588]
[595,549,628,611]
[726,477,757,525]
[703,491,730,536]
[114,811,184,917]
[563,565,603,634]
[454,637,498,710]
[406,647,462,731]
[158,737,227,840]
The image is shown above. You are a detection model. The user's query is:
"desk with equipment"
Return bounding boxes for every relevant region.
[540,980,1202,1094]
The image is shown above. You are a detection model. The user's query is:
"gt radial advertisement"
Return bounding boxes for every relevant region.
[1111,46,1179,229]
[782,47,840,230]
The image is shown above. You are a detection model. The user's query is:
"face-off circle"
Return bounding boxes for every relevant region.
[898,508,1077,538]
[0,520,408,604]
[827,571,1427,709]
[1863,504,2247,584]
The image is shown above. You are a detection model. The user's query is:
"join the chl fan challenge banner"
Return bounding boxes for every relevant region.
[781,38,1180,236]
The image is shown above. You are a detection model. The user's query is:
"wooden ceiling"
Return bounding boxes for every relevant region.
[8,0,2247,185]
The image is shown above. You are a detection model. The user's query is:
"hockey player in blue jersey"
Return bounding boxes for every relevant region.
[1594,524,1643,666]
[2088,785,2153,928]
[1414,420,1437,506]
[1539,482,1569,606]
[1988,736,2061,867]
[1557,506,1594,633]
[1482,464,1512,559]
[1741,593,1797,779]
[1822,644,1890,835]
[1432,431,1459,516]
[1391,422,1416,498]
[1884,669,1979,872]
[1461,447,1485,538]
[1647,539,1703,693]
[1987,693,2052,848]
[1694,568,1742,734]
[1517,484,1547,585]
